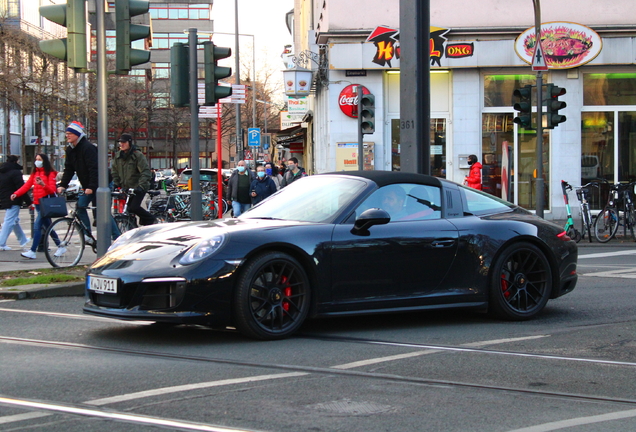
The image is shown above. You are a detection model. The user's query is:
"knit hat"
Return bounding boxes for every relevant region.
[66,121,85,140]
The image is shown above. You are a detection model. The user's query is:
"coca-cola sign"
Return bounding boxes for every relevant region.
[338,84,371,118]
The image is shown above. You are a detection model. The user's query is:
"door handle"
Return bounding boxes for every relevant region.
[432,239,455,248]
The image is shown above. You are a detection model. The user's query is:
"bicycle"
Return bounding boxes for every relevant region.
[574,181,600,243]
[561,180,581,242]
[43,196,98,268]
[614,182,636,241]
[112,188,157,233]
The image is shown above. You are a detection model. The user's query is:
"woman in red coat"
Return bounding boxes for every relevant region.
[464,154,483,190]
[12,154,59,259]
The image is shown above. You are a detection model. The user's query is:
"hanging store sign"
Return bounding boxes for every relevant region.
[338,84,371,119]
[515,22,602,69]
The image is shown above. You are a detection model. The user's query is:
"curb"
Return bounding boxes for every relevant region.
[0,282,85,300]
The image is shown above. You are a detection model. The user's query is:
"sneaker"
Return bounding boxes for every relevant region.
[21,250,37,259]
[0,245,11,251]
[20,237,32,248]
[54,246,67,257]
[84,235,95,245]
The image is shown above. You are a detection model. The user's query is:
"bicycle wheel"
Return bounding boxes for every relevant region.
[581,204,593,242]
[44,218,85,268]
[626,203,636,241]
[115,215,137,234]
[593,207,619,243]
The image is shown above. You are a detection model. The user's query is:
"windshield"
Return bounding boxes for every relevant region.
[241,175,368,223]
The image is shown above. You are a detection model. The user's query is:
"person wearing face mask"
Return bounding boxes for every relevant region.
[264,162,283,190]
[227,160,256,216]
[0,155,31,251]
[280,157,307,188]
[249,165,277,205]
[12,154,59,259]
[464,154,483,190]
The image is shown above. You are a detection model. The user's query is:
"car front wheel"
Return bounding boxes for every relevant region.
[233,251,311,340]
[489,242,552,320]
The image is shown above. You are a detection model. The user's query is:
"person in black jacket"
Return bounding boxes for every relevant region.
[0,155,30,250]
[250,165,277,205]
[57,121,120,241]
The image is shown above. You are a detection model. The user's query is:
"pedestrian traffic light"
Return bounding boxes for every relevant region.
[39,0,87,71]
[513,85,534,129]
[203,41,232,106]
[359,93,375,134]
[545,84,567,129]
[115,0,151,74]
[170,43,190,107]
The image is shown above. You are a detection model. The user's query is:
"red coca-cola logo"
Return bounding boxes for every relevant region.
[338,84,371,118]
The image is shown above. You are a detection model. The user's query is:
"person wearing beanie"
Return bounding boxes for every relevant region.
[57,121,121,241]
[111,133,156,226]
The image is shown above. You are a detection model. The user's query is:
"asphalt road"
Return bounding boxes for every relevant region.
[0,246,635,432]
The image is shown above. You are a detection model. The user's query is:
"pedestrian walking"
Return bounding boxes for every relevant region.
[12,154,57,259]
[57,121,120,241]
[265,162,283,190]
[0,155,31,250]
[280,157,307,188]
[250,165,277,205]
[227,160,256,217]
[111,133,157,226]
[464,154,483,190]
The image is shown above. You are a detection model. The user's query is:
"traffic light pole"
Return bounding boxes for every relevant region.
[189,28,202,220]
[533,0,544,218]
[96,0,112,256]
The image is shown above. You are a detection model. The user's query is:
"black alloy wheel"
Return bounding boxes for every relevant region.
[233,251,311,340]
[489,242,552,320]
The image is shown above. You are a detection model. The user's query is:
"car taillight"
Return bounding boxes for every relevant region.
[557,231,571,241]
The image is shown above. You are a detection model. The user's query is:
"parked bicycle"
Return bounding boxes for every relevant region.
[574,180,600,243]
[593,181,636,242]
[43,195,98,268]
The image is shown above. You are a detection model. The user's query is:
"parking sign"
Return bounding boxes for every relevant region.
[248,128,261,147]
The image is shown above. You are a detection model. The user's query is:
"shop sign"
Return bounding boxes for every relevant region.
[366,25,453,68]
[445,43,474,59]
[280,111,304,130]
[287,97,309,115]
[515,22,602,69]
[336,142,374,171]
[338,84,371,119]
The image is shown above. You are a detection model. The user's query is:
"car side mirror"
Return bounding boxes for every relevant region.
[351,208,390,236]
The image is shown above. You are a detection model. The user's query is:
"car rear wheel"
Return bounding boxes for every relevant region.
[489,242,552,320]
[233,251,311,340]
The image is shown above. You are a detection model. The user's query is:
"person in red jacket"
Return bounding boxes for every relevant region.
[464,154,483,190]
[11,154,60,259]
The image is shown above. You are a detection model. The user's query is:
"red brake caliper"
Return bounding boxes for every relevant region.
[501,273,510,299]
[282,276,291,312]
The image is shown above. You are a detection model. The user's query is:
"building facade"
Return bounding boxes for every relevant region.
[290,0,636,220]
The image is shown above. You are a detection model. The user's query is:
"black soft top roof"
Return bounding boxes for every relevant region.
[321,170,444,188]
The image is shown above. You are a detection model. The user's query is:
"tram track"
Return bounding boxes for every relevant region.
[2,333,636,409]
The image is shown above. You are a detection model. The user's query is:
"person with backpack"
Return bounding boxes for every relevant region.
[280,157,307,188]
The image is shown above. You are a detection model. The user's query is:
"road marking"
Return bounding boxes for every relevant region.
[85,372,308,406]
[0,412,51,424]
[507,408,636,432]
[579,250,636,259]
[581,268,636,279]
[0,397,260,432]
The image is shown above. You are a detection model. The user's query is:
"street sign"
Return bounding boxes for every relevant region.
[532,43,548,71]
[244,149,253,160]
[248,128,261,147]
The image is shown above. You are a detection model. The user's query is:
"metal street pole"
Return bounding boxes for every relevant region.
[357,85,364,170]
[234,0,242,163]
[399,0,430,174]
[95,0,111,256]
[533,0,544,218]
[189,28,202,220]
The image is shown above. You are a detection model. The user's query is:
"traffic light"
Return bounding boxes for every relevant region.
[203,41,232,106]
[513,85,534,129]
[545,84,567,129]
[39,0,87,71]
[115,0,151,74]
[359,93,375,134]
[170,43,189,107]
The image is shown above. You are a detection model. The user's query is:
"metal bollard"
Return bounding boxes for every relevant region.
[29,204,35,237]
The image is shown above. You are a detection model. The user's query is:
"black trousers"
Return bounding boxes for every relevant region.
[128,191,156,226]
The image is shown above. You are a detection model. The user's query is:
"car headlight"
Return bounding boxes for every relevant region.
[179,234,226,265]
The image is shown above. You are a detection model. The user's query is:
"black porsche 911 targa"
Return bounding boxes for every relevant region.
[84,171,578,340]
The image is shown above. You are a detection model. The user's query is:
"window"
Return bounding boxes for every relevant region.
[459,185,515,216]
[584,73,636,106]
[149,3,210,20]
[356,184,442,222]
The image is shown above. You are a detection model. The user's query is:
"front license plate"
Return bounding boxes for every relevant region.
[88,275,118,294]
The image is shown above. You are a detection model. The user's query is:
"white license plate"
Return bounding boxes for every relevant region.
[88,275,118,294]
